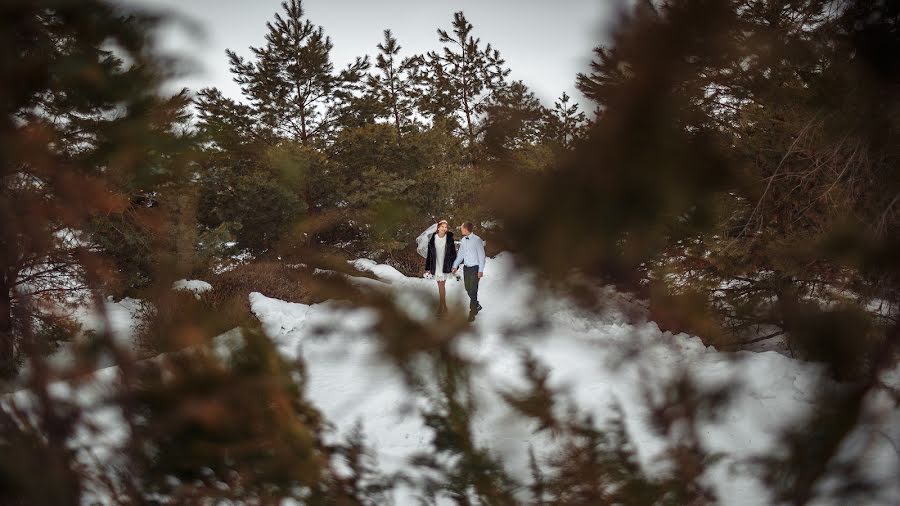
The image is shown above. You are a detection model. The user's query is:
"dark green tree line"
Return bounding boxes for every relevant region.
[193,2,576,259]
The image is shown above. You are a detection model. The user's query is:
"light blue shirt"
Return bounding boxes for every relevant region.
[452,233,486,273]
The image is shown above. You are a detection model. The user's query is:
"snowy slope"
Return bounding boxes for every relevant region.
[3,253,897,505]
[251,253,900,505]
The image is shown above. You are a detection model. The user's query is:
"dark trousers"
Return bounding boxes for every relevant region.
[463,266,480,310]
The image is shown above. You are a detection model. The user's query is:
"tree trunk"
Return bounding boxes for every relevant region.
[389,75,403,139]
[0,273,14,373]
[170,190,198,278]
[462,93,475,146]
[297,82,308,144]
[300,109,308,144]
[392,103,403,139]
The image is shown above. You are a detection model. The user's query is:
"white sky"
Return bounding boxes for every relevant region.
[120,0,617,109]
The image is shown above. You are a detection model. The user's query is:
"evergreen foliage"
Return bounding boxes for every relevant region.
[0,0,194,376]
[225,0,368,144]
[2,0,898,504]
[368,29,421,138]
[422,12,512,150]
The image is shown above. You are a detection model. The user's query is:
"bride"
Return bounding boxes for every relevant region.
[417,220,458,316]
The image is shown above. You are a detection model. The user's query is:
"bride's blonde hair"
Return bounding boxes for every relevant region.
[436,220,449,233]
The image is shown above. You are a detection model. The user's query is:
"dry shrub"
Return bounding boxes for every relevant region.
[648,288,728,348]
[207,262,314,316]
[481,231,502,258]
[381,246,425,277]
[134,290,208,356]
[132,262,314,357]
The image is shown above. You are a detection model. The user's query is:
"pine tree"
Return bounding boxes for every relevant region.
[575,37,633,110]
[568,0,899,353]
[195,87,273,155]
[0,0,193,376]
[545,92,588,150]
[422,12,511,148]
[483,81,546,149]
[497,1,899,500]
[225,0,368,144]
[367,29,420,138]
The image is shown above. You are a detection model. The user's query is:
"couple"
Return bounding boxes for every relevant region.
[420,220,485,321]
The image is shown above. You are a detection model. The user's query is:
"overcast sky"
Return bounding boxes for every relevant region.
[122,0,616,108]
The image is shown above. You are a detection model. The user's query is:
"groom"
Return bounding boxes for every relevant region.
[451,222,486,321]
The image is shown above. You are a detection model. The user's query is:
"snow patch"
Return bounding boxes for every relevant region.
[172,279,213,294]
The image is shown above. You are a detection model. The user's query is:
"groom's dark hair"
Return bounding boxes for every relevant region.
[461,222,474,232]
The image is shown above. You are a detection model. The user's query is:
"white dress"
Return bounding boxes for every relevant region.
[433,234,448,281]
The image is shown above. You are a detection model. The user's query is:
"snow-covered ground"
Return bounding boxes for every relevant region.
[24,297,145,376]
[3,253,898,505]
[72,297,144,346]
[253,253,900,505]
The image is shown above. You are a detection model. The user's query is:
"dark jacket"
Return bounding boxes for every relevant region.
[425,231,457,274]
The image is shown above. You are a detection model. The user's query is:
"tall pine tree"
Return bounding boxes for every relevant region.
[225,0,368,144]
[367,29,420,138]
[0,0,193,376]
[545,92,588,150]
[482,80,547,156]
[422,12,510,148]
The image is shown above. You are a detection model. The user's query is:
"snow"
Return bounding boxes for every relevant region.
[3,253,898,505]
[36,297,146,374]
[5,295,145,388]
[251,253,900,505]
[172,279,213,294]
[350,259,408,283]
[73,297,144,346]
[3,364,130,503]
